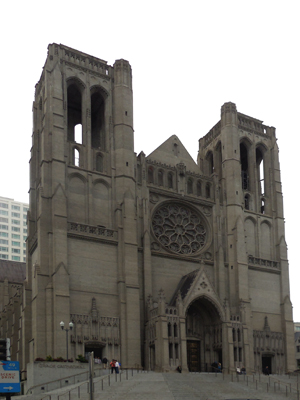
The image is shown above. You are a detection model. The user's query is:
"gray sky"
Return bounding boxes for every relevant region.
[1,0,299,320]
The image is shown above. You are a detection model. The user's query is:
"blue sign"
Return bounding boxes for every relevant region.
[0,361,20,393]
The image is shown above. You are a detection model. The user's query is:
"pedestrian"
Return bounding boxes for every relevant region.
[110,359,116,374]
[115,360,120,374]
[102,357,108,369]
[264,366,269,375]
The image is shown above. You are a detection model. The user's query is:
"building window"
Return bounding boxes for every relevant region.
[168,172,173,189]
[74,124,82,144]
[23,221,27,226]
[23,228,27,234]
[197,180,202,196]
[205,183,211,198]
[0,254,9,259]
[240,143,249,190]
[0,210,8,216]
[12,256,20,261]
[0,232,8,238]
[12,241,20,246]
[12,234,20,239]
[187,178,193,194]
[256,148,265,196]
[95,153,103,172]
[158,170,164,186]
[0,247,8,252]
[169,343,173,359]
[12,219,20,225]
[91,90,105,149]
[12,227,20,232]
[73,148,80,167]
[206,151,214,175]
[23,207,29,212]
[168,323,172,337]
[12,249,20,254]
[0,203,8,209]
[0,217,8,223]
[244,194,250,210]
[148,167,154,184]
[11,212,20,218]
[0,239,8,245]
[0,225,8,230]
[67,82,82,142]
[12,205,20,211]
[174,324,178,337]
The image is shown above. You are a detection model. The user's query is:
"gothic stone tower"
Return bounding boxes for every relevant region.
[26,44,140,367]
[140,103,295,374]
[25,44,295,375]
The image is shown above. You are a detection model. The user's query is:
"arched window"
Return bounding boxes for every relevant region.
[215,142,222,178]
[168,172,173,189]
[91,89,105,149]
[187,178,193,194]
[73,148,80,167]
[261,198,265,214]
[67,82,82,142]
[96,153,103,172]
[174,323,178,338]
[168,323,172,337]
[175,343,179,359]
[244,194,250,210]
[206,151,214,175]
[256,148,265,196]
[169,343,173,359]
[74,124,82,144]
[205,183,210,198]
[158,169,164,186]
[148,167,154,184]
[197,180,202,196]
[240,142,249,190]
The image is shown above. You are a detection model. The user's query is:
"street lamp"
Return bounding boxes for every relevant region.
[60,321,74,361]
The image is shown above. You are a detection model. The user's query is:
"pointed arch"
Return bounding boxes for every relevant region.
[67,77,85,142]
[245,216,256,256]
[92,178,110,227]
[90,86,107,150]
[68,173,87,223]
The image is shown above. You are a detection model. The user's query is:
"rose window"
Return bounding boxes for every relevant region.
[152,203,207,254]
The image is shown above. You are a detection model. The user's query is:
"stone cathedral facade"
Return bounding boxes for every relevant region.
[9,43,296,375]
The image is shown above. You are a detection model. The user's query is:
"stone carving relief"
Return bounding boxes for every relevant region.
[152,202,207,255]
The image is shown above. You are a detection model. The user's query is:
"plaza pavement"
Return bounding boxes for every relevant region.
[7,370,300,400]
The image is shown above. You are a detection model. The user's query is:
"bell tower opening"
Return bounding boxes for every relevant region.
[186,296,222,372]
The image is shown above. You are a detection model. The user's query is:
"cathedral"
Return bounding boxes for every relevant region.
[4,43,296,376]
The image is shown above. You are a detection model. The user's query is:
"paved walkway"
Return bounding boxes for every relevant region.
[7,371,300,400]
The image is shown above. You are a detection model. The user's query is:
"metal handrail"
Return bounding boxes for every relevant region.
[26,364,105,395]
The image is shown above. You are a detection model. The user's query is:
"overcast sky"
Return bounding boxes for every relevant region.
[1,0,299,321]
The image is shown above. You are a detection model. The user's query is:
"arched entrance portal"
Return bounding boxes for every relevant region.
[186,296,222,372]
[84,341,105,360]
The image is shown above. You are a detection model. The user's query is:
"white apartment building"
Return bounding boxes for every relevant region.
[0,196,28,262]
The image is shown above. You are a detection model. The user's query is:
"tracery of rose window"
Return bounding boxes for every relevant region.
[152,203,207,254]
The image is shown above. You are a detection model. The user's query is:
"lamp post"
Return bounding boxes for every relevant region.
[60,321,74,361]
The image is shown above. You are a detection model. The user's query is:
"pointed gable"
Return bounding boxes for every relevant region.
[147,135,199,173]
[169,267,225,321]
